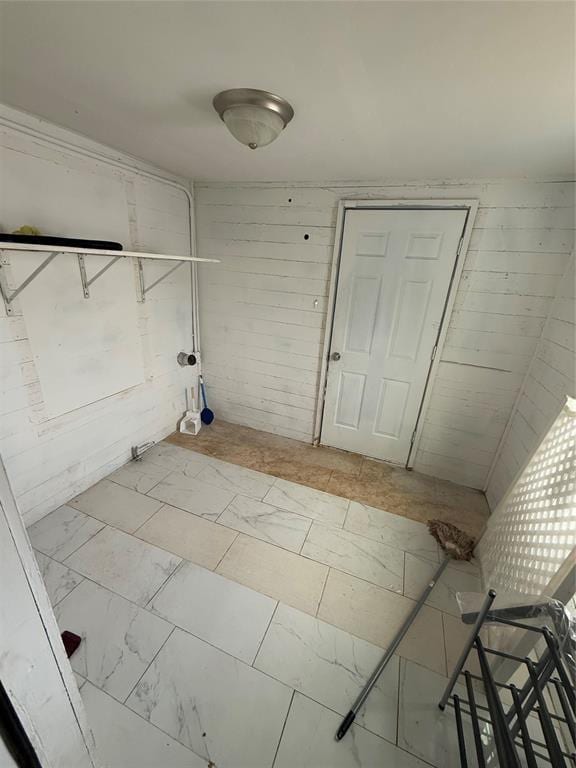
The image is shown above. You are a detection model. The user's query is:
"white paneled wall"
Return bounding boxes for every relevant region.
[486,253,576,508]
[0,108,194,524]
[196,180,575,493]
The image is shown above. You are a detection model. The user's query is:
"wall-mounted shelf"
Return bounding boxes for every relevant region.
[0,244,219,314]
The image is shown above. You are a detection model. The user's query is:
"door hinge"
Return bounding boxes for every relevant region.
[431,344,438,362]
[410,428,417,446]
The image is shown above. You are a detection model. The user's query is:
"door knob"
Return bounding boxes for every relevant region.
[330,352,341,361]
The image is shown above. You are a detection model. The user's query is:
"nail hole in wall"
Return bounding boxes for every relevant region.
[288,198,292,203]
[304,233,310,240]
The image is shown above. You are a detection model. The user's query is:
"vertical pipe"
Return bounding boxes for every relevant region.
[476,638,522,768]
[526,659,568,768]
[464,672,486,768]
[453,695,469,768]
[510,684,539,768]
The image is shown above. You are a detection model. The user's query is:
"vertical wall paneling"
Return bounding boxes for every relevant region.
[196,180,574,496]
[0,107,194,525]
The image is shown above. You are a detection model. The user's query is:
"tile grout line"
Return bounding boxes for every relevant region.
[122,624,177,705]
[213,531,240,571]
[315,567,331,618]
[251,601,280,668]
[142,558,183,610]
[57,519,107,563]
[49,570,86,608]
[270,689,295,768]
[341,498,351,530]
[214,492,239,524]
[297,517,313,555]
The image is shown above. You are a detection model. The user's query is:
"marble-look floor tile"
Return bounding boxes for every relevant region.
[318,569,446,675]
[195,458,274,500]
[218,495,311,553]
[302,523,404,593]
[108,460,171,494]
[55,580,173,702]
[69,479,163,533]
[28,505,104,561]
[345,501,440,562]
[254,604,398,741]
[65,526,181,606]
[216,534,328,616]
[398,659,474,768]
[136,504,237,569]
[403,554,482,616]
[264,478,349,527]
[126,627,292,768]
[82,682,208,768]
[147,471,235,521]
[34,551,84,606]
[139,441,211,474]
[150,562,276,663]
[275,692,429,768]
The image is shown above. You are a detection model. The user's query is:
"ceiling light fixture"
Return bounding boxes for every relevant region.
[213,88,294,150]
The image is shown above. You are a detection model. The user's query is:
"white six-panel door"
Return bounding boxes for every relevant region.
[321,208,467,464]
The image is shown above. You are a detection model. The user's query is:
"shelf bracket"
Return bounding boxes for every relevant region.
[85,254,123,293]
[0,252,59,315]
[135,258,145,302]
[135,259,185,303]
[77,254,90,298]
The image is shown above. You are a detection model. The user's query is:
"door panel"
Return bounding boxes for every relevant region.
[345,275,381,353]
[321,208,467,464]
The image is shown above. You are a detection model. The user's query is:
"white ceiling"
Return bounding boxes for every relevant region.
[0,1,574,182]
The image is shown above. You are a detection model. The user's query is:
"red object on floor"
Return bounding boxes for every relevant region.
[61,631,81,658]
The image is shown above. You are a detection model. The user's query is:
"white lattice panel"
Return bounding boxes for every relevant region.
[478,399,576,596]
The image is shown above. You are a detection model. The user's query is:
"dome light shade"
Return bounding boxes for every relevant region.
[213,89,294,150]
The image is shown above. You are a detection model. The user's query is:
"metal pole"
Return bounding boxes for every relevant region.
[336,557,450,741]
[464,671,486,768]
[438,589,497,711]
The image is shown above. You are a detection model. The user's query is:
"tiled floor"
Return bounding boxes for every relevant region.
[29,440,487,768]
[167,421,490,539]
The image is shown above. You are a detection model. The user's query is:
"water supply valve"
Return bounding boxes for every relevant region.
[177,352,197,367]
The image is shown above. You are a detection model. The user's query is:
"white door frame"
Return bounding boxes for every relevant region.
[313,199,479,467]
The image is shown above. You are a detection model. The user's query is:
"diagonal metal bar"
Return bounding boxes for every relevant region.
[86,254,123,287]
[143,261,185,295]
[3,252,59,304]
